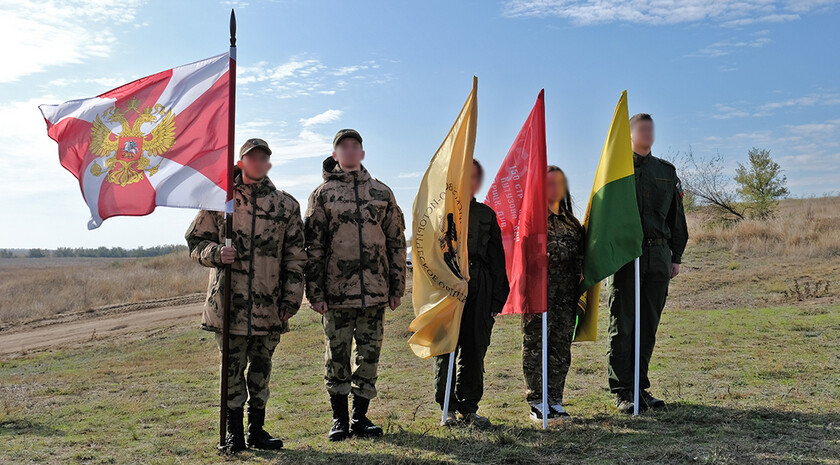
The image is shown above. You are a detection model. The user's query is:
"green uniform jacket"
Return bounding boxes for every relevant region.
[633,153,689,264]
[304,157,407,310]
[185,174,306,336]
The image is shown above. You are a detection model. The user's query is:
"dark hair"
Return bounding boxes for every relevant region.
[547,165,582,232]
[473,159,484,181]
[629,113,653,129]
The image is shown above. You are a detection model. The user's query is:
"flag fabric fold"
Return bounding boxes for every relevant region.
[408,77,478,359]
[39,53,231,229]
[574,90,643,342]
[484,90,548,315]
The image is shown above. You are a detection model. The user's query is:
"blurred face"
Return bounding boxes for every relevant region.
[631,120,655,150]
[239,148,271,180]
[332,138,365,170]
[546,170,566,206]
[470,164,482,198]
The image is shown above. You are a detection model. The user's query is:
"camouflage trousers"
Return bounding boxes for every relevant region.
[215,333,282,410]
[522,301,576,404]
[322,305,386,400]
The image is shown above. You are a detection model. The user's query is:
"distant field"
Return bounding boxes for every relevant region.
[3,196,838,325]
[0,252,207,324]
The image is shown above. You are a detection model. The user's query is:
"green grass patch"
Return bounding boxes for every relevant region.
[1,300,838,464]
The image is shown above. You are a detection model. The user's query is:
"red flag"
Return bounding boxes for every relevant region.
[484,90,548,314]
[39,53,231,229]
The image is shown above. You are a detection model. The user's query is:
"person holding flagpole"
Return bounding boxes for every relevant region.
[607,113,688,414]
[522,166,585,422]
[186,138,307,452]
[433,159,509,428]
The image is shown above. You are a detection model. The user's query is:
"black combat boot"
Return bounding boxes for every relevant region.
[640,390,667,411]
[219,407,246,454]
[246,406,284,450]
[349,395,383,438]
[328,394,350,442]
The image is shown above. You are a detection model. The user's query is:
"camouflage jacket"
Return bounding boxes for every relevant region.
[304,157,407,310]
[185,174,306,336]
[548,209,585,305]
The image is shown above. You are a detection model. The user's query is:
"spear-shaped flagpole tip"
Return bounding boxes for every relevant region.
[230,9,237,47]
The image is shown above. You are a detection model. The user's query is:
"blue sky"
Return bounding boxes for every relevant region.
[1,0,838,248]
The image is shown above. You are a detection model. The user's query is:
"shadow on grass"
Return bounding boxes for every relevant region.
[0,419,65,437]
[373,402,839,465]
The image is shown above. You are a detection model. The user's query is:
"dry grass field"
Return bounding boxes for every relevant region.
[0,252,207,325]
[0,196,838,464]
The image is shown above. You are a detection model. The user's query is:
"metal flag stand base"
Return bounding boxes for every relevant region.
[541,311,548,429]
[440,350,456,425]
[633,257,640,416]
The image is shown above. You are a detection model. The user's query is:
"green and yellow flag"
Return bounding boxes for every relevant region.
[408,77,478,358]
[574,91,643,342]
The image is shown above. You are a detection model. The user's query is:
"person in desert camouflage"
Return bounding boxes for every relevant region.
[186,138,306,453]
[304,129,407,442]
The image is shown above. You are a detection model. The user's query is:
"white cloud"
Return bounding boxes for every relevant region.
[707,93,840,119]
[398,171,423,178]
[501,0,836,25]
[0,0,146,83]
[236,57,387,98]
[687,36,772,58]
[0,97,77,197]
[300,109,343,128]
[711,103,750,119]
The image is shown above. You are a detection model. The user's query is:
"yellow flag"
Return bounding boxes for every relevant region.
[408,77,478,359]
[574,90,643,342]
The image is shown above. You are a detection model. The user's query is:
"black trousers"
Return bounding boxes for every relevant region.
[433,265,495,414]
[607,244,671,393]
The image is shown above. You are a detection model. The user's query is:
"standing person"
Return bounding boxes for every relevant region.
[304,129,407,442]
[608,113,688,414]
[521,166,585,422]
[434,159,509,428]
[186,138,306,453]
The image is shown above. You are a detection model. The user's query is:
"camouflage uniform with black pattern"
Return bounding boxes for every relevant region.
[522,208,585,404]
[304,156,406,399]
[186,172,305,409]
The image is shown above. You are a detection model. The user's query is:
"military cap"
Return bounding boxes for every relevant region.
[239,138,272,158]
[333,129,363,148]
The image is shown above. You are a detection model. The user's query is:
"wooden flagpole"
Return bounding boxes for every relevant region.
[219,8,237,450]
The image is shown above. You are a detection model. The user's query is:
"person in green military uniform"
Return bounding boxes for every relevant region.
[608,113,688,414]
[186,138,306,453]
[522,166,585,422]
[434,159,509,428]
[304,129,407,442]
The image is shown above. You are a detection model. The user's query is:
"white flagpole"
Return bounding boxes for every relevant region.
[542,311,549,429]
[441,350,456,425]
[633,257,641,416]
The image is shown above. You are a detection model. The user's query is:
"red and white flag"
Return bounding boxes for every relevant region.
[39,53,231,229]
[484,90,548,314]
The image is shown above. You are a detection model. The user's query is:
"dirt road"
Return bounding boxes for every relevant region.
[0,296,203,357]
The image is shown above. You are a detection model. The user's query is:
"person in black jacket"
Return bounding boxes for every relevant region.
[433,159,510,428]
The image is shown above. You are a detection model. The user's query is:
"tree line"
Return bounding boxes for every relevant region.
[0,244,188,259]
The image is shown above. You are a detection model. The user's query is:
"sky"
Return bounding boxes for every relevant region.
[1,0,838,249]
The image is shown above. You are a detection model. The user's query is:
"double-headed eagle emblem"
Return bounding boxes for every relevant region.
[89,96,176,186]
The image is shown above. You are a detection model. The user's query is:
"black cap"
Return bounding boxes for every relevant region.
[239,138,272,158]
[332,129,363,148]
